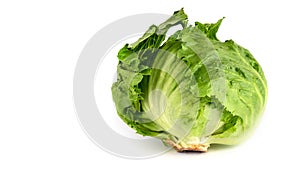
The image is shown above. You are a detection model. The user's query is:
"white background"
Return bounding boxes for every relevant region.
[1,0,300,168]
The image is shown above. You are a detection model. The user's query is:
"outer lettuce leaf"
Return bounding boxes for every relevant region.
[208,40,267,144]
[112,9,190,139]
